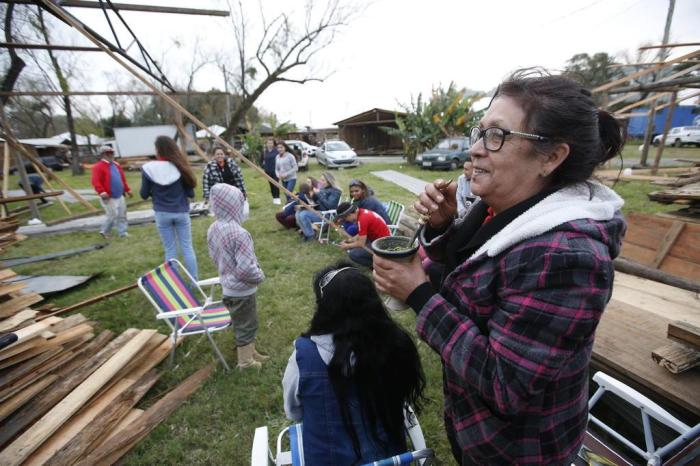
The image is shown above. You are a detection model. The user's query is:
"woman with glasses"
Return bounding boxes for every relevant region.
[373,70,626,465]
[282,262,425,465]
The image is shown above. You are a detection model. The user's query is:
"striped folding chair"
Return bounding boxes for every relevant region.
[385,201,405,236]
[138,259,232,370]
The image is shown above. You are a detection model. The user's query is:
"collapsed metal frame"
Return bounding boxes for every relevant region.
[593,45,700,174]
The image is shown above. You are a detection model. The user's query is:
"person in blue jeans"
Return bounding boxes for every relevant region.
[275,142,298,201]
[282,262,425,465]
[140,135,199,280]
[294,172,341,242]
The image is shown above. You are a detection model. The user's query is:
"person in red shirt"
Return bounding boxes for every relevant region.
[91,145,132,238]
[335,202,390,267]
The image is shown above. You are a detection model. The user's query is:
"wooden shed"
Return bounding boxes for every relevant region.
[334,108,406,155]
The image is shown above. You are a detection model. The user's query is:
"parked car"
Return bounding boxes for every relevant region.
[285,139,320,158]
[285,140,310,171]
[317,140,359,168]
[415,137,471,170]
[652,126,700,147]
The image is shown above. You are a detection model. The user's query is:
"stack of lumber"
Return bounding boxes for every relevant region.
[0,268,213,465]
[592,272,700,421]
[620,213,700,282]
[0,216,25,253]
[648,182,700,220]
[652,321,700,374]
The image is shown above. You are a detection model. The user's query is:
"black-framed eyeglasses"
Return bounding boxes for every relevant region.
[470,126,549,152]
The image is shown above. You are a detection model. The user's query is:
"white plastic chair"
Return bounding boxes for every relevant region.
[252,406,433,466]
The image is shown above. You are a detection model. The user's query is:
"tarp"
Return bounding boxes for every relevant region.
[9,274,96,296]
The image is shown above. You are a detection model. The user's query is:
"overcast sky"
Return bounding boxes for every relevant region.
[48,0,700,128]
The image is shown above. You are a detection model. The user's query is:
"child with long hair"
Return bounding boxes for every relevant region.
[282,262,425,465]
[140,135,199,279]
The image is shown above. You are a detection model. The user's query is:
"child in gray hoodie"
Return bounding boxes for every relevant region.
[207,184,268,369]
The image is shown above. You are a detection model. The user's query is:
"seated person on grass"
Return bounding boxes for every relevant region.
[275,182,313,229]
[295,172,342,242]
[282,262,425,466]
[343,179,391,236]
[335,202,390,267]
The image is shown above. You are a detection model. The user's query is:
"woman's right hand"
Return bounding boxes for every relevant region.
[414,179,458,229]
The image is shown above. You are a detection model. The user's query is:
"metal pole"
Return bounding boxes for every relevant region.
[12,147,41,220]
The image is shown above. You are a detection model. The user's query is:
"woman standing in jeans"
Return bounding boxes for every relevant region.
[275,141,298,201]
[140,135,199,280]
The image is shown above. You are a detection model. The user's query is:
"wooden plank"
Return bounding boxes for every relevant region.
[37,333,170,461]
[0,374,57,422]
[34,370,160,466]
[0,282,26,296]
[592,299,700,417]
[0,329,125,449]
[0,348,76,403]
[612,274,700,326]
[75,364,214,466]
[0,329,156,465]
[37,283,138,320]
[0,269,17,281]
[614,258,700,293]
[0,336,46,363]
[652,342,700,374]
[651,221,685,268]
[0,191,64,204]
[0,317,61,353]
[0,346,62,389]
[668,321,700,351]
[0,293,43,319]
[0,309,38,333]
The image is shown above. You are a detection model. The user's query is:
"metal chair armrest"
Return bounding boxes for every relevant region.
[156,306,204,319]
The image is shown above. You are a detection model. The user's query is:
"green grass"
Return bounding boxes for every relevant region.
[1,158,690,464]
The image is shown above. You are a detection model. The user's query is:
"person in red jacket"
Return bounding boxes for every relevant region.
[335,202,390,267]
[91,145,131,238]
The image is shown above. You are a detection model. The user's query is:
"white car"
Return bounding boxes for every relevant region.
[652,126,700,147]
[317,140,359,168]
[285,140,319,158]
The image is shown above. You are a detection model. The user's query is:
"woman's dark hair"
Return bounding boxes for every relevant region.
[494,68,625,186]
[304,262,425,460]
[211,145,226,156]
[277,141,291,154]
[299,182,312,196]
[348,179,375,198]
[154,136,197,188]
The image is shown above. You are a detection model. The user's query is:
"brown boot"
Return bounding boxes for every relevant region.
[251,343,270,362]
[237,343,262,370]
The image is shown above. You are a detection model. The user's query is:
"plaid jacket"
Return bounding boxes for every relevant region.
[207,184,263,297]
[202,158,246,200]
[417,184,625,465]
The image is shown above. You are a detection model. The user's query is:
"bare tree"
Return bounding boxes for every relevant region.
[220,0,355,140]
[1,4,26,105]
[33,7,83,174]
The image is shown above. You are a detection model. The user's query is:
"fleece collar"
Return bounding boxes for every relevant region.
[142,161,181,186]
[471,182,624,259]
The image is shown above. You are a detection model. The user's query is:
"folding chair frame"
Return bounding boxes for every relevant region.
[138,259,232,371]
[585,371,700,466]
[385,200,405,236]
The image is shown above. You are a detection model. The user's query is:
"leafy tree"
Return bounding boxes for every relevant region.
[383,83,482,162]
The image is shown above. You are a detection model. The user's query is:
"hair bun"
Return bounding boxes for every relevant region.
[597,109,624,163]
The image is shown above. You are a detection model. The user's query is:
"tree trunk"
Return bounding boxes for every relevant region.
[221,75,277,141]
[63,95,83,175]
[1,5,26,106]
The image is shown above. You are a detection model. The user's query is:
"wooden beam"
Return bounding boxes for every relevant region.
[74,364,214,465]
[608,60,700,67]
[608,75,700,94]
[37,283,138,320]
[1,0,230,16]
[0,42,101,52]
[592,49,700,93]
[0,190,63,204]
[613,257,700,294]
[650,221,685,268]
[0,90,230,97]
[651,342,700,374]
[0,329,155,465]
[668,321,700,351]
[639,42,700,50]
[652,91,678,175]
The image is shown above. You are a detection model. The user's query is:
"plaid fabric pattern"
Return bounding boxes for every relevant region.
[418,216,625,465]
[202,158,246,199]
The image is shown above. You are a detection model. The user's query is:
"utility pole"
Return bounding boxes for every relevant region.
[658,0,676,64]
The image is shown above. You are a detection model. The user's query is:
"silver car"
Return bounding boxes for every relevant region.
[318,140,359,168]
